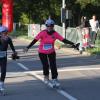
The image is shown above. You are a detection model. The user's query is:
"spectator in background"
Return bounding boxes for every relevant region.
[79,16,90,54]
[80,16,90,28]
[89,15,100,47]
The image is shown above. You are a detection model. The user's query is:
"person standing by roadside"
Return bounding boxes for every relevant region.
[89,15,99,47]
[79,16,90,54]
[0,26,18,92]
[24,18,78,87]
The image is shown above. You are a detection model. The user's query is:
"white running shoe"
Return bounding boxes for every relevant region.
[0,82,4,91]
[52,79,60,87]
[44,76,49,84]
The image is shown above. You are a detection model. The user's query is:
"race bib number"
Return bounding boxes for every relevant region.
[43,44,52,50]
[0,51,6,58]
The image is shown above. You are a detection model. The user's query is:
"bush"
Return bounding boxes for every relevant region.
[87,47,100,55]
[11,30,27,37]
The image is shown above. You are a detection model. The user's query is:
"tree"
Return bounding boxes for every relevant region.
[76,0,100,8]
[76,0,100,19]
[13,0,100,26]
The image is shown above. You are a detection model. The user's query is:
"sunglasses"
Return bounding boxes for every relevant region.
[46,24,54,27]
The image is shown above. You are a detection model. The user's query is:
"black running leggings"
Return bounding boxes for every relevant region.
[0,58,7,82]
[39,52,58,79]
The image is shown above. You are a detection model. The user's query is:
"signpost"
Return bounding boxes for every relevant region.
[61,0,66,38]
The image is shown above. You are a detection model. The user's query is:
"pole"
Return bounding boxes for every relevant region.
[62,0,66,38]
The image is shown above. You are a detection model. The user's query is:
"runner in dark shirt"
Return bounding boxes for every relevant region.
[0,26,18,92]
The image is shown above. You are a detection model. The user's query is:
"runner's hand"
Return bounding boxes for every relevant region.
[12,52,20,60]
[23,47,28,53]
[72,44,79,50]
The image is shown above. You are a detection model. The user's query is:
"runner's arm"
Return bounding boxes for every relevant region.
[62,39,74,45]
[8,37,16,53]
[8,37,20,60]
[62,39,79,49]
[27,39,38,49]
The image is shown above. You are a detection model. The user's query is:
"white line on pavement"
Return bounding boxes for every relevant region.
[20,67,100,74]
[26,71,78,100]
[58,67,100,72]
[17,62,78,100]
[17,63,29,71]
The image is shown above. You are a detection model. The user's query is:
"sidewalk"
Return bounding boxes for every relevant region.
[60,47,91,56]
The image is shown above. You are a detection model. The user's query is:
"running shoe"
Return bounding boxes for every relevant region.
[44,76,49,84]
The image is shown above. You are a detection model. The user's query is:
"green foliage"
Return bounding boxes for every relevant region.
[11,30,27,37]
[14,0,100,26]
[87,48,100,55]
[76,0,100,8]
[14,0,62,24]
[76,0,88,8]
[19,13,30,24]
[90,0,100,6]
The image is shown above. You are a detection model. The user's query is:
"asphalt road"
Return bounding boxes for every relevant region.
[1,38,100,100]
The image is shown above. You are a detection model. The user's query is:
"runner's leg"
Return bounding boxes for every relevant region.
[39,53,49,80]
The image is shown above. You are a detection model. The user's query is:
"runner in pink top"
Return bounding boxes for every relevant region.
[35,29,64,54]
[24,18,78,87]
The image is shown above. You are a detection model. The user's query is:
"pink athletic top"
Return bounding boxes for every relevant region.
[35,30,64,54]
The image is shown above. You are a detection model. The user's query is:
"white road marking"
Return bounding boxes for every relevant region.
[26,71,78,100]
[17,67,100,74]
[17,63,29,71]
[58,67,100,72]
[17,62,78,100]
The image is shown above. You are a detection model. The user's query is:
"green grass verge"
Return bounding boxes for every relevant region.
[86,47,100,55]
